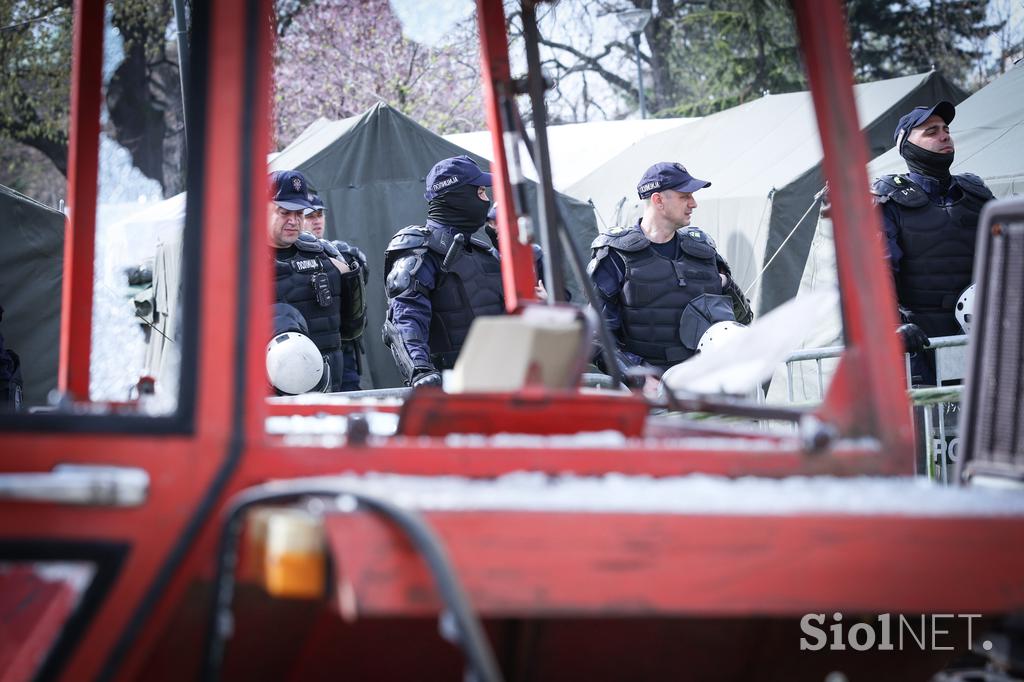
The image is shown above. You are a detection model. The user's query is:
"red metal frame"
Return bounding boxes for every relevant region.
[0,1,1015,681]
[792,0,915,460]
[326,511,1024,616]
[0,568,77,682]
[477,0,539,311]
[58,0,104,399]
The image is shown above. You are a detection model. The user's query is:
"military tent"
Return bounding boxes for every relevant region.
[269,102,600,389]
[566,71,965,315]
[0,185,65,407]
[444,117,699,191]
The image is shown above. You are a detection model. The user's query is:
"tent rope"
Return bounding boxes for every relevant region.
[743,187,825,298]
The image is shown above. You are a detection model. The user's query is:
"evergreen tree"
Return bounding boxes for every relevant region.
[848,0,1003,85]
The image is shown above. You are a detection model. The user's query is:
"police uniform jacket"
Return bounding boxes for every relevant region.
[384,219,505,371]
[874,171,993,338]
[588,221,736,369]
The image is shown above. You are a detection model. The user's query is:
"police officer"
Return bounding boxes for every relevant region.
[588,162,750,377]
[872,101,994,384]
[268,170,365,393]
[382,156,503,387]
[304,192,369,391]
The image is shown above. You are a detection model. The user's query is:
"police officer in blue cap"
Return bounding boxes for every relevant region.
[268,170,365,393]
[872,101,994,384]
[588,162,750,378]
[382,155,504,387]
[304,192,369,391]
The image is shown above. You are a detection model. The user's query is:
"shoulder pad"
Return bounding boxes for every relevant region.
[294,231,325,254]
[320,239,340,258]
[590,226,649,252]
[956,173,995,201]
[424,227,462,257]
[332,240,368,271]
[682,227,716,249]
[385,253,426,299]
[469,234,499,256]
[385,225,430,254]
[871,174,927,208]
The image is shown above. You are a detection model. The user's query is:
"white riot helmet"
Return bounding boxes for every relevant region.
[266,332,330,395]
[956,284,975,335]
[696,321,749,354]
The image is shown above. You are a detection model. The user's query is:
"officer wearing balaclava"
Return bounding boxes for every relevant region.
[872,101,994,385]
[382,156,504,387]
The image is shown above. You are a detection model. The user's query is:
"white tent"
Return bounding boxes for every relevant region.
[567,72,964,314]
[444,117,698,194]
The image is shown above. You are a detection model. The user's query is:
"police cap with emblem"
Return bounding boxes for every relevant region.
[305,192,326,216]
[424,155,493,201]
[269,170,315,211]
[637,162,711,200]
[893,101,955,152]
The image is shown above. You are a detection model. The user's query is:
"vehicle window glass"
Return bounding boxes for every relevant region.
[91,2,188,414]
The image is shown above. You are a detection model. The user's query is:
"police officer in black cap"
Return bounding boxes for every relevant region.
[304,192,369,391]
[872,101,994,385]
[588,162,751,378]
[382,155,504,387]
[268,170,365,393]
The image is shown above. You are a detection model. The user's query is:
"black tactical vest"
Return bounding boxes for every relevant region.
[427,239,505,368]
[273,244,343,352]
[595,226,732,367]
[874,174,993,337]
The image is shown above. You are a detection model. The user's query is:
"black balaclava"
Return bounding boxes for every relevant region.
[901,140,954,183]
[428,183,490,233]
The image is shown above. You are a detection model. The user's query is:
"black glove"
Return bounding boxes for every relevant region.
[897,323,930,353]
[722,276,753,325]
[411,367,442,388]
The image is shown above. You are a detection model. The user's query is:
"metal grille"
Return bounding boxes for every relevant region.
[960,198,1024,482]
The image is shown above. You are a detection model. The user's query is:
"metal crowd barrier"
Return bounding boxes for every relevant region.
[783,335,969,484]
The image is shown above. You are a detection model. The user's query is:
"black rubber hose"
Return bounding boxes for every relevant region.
[202,483,503,682]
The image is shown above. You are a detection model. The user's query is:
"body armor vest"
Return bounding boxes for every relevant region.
[274,248,343,352]
[427,242,505,369]
[877,174,992,337]
[603,227,729,367]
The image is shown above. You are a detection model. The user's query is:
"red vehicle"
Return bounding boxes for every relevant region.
[2,1,1023,680]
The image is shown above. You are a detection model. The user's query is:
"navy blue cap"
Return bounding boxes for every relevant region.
[637,162,711,199]
[269,170,315,211]
[893,101,955,149]
[424,155,493,201]
[305,193,325,215]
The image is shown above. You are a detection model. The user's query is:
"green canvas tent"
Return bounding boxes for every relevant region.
[270,102,600,388]
[0,184,65,407]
